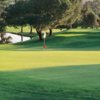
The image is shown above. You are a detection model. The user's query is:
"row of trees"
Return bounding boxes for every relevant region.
[81,0,100,28]
[0,0,100,41]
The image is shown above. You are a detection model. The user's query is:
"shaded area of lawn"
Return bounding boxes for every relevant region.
[0,29,100,51]
[15,30,100,51]
[0,64,100,100]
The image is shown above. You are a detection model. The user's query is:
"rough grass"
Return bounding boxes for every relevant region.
[0,28,100,100]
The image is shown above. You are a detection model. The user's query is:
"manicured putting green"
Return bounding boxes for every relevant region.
[0,51,100,71]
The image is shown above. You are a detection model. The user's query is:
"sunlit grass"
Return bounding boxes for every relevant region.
[69,28,100,32]
[0,51,100,71]
[6,26,62,33]
[57,34,85,37]
[6,26,36,33]
[0,28,100,100]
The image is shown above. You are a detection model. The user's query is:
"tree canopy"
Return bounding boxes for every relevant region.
[4,0,83,40]
[0,0,99,41]
[80,0,100,28]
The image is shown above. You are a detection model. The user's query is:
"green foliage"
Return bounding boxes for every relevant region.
[2,0,100,41]
[58,0,82,28]
[81,0,100,28]
[5,0,82,30]
[0,0,12,32]
[0,19,6,32]
[5,1,27,27]
[25,0,69,30]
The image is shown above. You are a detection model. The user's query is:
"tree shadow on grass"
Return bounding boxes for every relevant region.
[0,64,100,100]
[46,31,100,50]
[0,30,100,51]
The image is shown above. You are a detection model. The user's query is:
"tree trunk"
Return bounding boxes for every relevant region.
[21,26,23,42]
[30,26,33,39]
[70,24,72,29]
[49,28,52,36]
[1,33,4,41]
[36,29,43,41]
[30,26,33,34]
[0,33,5,43]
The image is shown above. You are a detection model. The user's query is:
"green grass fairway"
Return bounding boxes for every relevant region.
[0,51,100,71]
[0,29,100,100]
[0,51,100,100]
[1,28,100,51]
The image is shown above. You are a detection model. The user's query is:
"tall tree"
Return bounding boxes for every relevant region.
[57,0,82,29]
[5,0,27,42]
[25,0,82,40]
[24,0,69,40]
[81,0,100,28]
[5,0,83,41]
[0,0,8,39]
